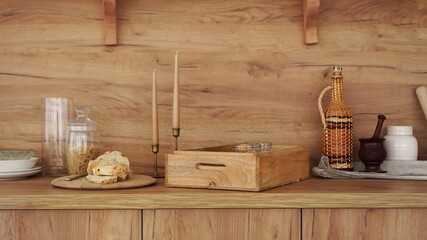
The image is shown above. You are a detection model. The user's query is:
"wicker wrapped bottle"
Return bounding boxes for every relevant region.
[318,66,354,170]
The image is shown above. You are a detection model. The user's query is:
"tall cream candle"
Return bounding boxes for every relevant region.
[173,51,180,129]
[152,69,159,145]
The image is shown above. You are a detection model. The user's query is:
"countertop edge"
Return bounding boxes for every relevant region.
[1,193,426,209]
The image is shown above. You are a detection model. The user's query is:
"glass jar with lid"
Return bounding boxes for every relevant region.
[66,107,100,174]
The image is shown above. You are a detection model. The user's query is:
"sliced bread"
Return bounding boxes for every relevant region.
[87,151,130,175]
[86,175,117,184]
[93,164,128,181]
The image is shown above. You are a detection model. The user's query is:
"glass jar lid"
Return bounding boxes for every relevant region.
[68,107,97,132]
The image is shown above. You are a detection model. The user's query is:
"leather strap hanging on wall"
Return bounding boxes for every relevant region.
[103,0,117,45]
[303,0,320,45]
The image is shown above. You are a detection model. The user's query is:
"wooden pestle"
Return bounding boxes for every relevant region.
[416,86,427,120]
[372,115,387,139]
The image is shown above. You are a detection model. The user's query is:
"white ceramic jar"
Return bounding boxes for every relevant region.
[384,126,418,161]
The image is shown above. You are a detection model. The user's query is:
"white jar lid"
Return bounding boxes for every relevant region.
[387,126,413,135]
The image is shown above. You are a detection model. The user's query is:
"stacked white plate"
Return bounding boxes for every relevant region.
[0,157,42,180]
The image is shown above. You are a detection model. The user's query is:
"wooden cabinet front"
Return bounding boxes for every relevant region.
[0,210,141,240]
[2,208,427,240]
[302,209,427,240]
[143,209,300,240]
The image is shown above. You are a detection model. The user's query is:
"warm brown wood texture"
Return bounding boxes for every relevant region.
[1,177,427,209]
[0,210,140,240]
[302,208,427,240]
[143,209,300,240]
[0,0,426,174]
[259,146,309,190]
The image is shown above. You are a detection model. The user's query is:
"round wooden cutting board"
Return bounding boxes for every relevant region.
[51,174,157,190]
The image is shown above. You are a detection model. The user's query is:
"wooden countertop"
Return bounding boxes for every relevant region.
[0,176,426,209]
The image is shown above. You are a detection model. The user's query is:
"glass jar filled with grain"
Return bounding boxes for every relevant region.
[66,107,100,175]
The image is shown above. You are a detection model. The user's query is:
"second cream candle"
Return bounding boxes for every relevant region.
[173,51,180,129]
[152,69,159,145]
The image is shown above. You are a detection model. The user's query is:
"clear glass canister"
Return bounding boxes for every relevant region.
[42,97,73,176]
[66,107,100,174]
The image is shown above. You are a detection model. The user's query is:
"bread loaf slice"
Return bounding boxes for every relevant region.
[86,175,117,184]
[93,164,128,181]
[87,151,130,175]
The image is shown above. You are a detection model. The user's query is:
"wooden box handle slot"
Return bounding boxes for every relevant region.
[196,163,226,171]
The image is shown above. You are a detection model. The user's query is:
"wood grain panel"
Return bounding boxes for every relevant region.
[143,209,300,240]
[302,208,427,240]
[0,210,140,240]
[0,210,14,240]
[0,0,425,174]
[88,210,140,240]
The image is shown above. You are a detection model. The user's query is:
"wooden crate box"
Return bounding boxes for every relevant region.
[166,145,309,191]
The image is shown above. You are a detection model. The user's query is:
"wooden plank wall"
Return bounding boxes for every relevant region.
[0,0,426,174]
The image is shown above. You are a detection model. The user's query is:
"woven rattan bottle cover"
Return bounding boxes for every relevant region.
[318,66,354,170]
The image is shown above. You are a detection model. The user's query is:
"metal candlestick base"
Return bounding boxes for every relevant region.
[172,128,180,151]
[152,145,164,178]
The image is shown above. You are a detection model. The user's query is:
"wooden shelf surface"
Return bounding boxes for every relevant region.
[0,176,426,209]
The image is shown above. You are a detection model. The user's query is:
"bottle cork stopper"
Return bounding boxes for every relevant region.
[333,66,342,72]
[332,66,343,77]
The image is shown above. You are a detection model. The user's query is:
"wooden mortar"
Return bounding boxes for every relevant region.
[358,115,387,173]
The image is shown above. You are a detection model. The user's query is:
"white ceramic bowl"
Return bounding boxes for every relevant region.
[0,150,37,160]
[0,157,38,171]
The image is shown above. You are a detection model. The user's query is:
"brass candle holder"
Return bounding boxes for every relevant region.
[151,144,163,178]
[172,128,180,151]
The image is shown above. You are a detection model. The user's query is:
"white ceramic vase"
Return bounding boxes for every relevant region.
[384,126,418,161]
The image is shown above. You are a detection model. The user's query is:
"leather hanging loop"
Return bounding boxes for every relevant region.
[103,0,118,46]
